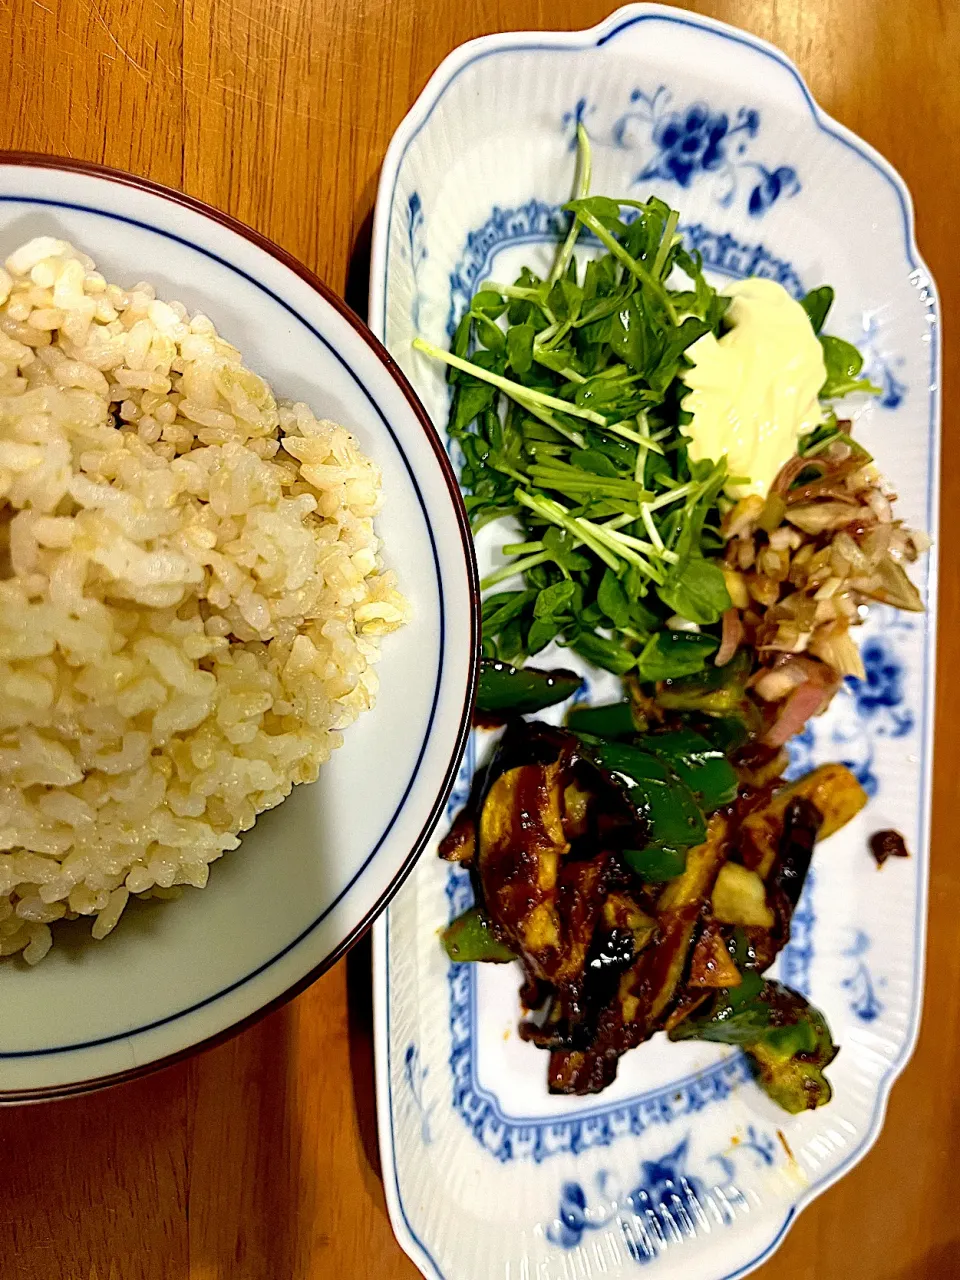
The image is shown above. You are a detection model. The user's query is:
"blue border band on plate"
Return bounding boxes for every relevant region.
[380,7,940,1279]
[380,11,921,321]
[0,194,446,1058]
[387,934,799,1280]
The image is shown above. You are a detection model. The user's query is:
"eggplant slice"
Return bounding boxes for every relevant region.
[443,717,866,1106]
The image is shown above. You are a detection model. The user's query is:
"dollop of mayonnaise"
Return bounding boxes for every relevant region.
[680,278,826,500]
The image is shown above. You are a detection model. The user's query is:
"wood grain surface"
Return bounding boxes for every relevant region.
[0,1,956,1276]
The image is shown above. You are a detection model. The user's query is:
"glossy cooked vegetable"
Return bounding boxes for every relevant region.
[476,658,582,716]
[653,650,754,716]
[442,907,517,963]
[622,845,688,881]
[566,699,639,740]
[740,763,868,878]
[440,715,861,1107]
[475,722,643,991]
[644,728,738,809]
[548,814,730,1093]
[870,828,910,866]
[670,979,838,1113]
[583,739,706,849]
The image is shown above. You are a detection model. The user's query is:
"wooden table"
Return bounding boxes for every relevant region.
[0,1,956,1276]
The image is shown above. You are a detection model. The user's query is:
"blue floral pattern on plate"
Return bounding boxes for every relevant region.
[645,100,737,187]
[563,86,801,217]
[860,312,908,409]
[404,1042,435,1144]
[786,612,915,797]
[404,192,427,330]
[547,1128,778,1264]
[842,931,886,1022]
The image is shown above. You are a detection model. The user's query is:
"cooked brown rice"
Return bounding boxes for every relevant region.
[0,236,407,962]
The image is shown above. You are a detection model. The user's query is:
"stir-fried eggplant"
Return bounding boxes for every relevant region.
[688,920,743,989]
[478,754,570,970]
[738,762,867,877]
[546,815,730,1094]
[441,715,865,1111]
[438,807,476,865]
[474,723,643,982]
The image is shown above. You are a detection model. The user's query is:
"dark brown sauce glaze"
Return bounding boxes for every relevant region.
[449,719,827,1097]
[869,828,910,867]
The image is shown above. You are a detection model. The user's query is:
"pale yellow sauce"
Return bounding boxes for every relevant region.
[680,278,826,500]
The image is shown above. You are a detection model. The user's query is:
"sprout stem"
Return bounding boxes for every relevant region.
[548,123,593,287]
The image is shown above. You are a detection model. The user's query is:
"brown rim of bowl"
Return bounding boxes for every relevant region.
[0,150,480,1104]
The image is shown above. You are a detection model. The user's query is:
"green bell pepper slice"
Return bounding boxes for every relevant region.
[565,700,637,740]
[645,728,738,811]
[622,845,688,881]
[476,659,582,716]
[655,649,752,715]
[691,714,751,755]
[669,978,839,1114]
[441,908,517,963]
[586,740,707,849]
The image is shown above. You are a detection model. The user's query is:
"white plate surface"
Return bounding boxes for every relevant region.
[0,158,476,1096]
[370,7,940,1279]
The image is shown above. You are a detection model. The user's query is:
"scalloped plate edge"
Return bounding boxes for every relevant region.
[370,6,941,1278]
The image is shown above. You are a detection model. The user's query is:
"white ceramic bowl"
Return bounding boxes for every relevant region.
[0,155,477,1099]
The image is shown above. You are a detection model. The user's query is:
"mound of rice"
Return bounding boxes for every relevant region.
[0,237,407,962]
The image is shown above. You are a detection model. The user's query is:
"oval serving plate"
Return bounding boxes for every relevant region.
[369,7,940,1279]
[0,156,477,1099]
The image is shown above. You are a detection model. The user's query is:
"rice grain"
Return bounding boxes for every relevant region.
[0,237,408,961]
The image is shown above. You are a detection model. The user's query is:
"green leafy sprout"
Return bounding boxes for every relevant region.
[413,125,875,678]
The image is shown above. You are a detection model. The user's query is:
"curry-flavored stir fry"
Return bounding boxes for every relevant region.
[441,669,867,1110]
